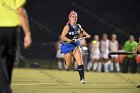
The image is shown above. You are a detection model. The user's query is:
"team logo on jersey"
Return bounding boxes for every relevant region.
[68,30,80,35]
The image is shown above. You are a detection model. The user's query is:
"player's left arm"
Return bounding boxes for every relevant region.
[17,7,32,49]
[78,24,91,38]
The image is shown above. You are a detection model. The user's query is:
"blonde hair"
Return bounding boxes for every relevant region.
[68,10,78,18]
[67,10,78,24]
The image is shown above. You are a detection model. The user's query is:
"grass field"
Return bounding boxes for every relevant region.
[12,68,140,93]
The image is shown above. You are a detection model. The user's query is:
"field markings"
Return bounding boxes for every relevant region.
[12,82,133,86]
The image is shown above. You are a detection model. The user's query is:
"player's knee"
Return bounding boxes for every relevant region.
[66,61,73,68]
[76,60,83,65]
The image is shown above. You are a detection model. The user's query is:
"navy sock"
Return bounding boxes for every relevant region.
[78,65,85,80]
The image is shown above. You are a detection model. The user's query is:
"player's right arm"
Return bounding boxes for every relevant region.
[61,25,72,42]
[134,43,140,55]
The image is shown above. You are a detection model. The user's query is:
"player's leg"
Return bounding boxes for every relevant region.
[83,54,89,70]
[73,58,78,71]
[57,58,63,70]
[0,30,12,93]
[93,53,100,71]
[4,28,17,84]
[87,58,93,71]
[3,46,16,84]
[104,58,109,72]
[98,58,102,72]
[58,58,63,70]
[109,57,114,72]
[64,52,73,69]
[57,50,65,70]
[93,59,98,71]
[73,47,86,84]
[61,58,65,70]
[103,53,110,72]
[114,56,120,72]
[0,46,12,93]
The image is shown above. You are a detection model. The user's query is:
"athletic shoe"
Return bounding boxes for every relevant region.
[80,79,87,84]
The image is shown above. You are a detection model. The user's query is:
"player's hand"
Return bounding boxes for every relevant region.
[72,38,77,42]
[24,33,32,49]
[86,34,91,39]
[133,51,137,55]
[71,36,78,42]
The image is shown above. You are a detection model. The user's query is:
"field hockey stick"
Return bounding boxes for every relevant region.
[72,36,88,42]
[60,36,88,44]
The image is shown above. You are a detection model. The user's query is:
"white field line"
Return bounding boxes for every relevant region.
[12,83,132,86]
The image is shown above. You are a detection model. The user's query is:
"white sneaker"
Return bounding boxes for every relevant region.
[80,79,87,84]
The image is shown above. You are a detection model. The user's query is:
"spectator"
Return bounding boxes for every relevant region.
[118,45,126,71]
[109,34,120,72]
[123,35,138,73]
[136,37,140,72]
[100,33,110,72]
[56,36,65,70]
[87,35,100,71]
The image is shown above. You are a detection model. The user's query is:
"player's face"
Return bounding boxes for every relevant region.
[94,35,99,41]
[112,35,116,40]
[103,34,108,40]
[129,36,134,42]
[69,14,78,24]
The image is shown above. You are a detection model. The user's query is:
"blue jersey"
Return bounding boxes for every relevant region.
[61,23,81,54]
[66,23,81,40]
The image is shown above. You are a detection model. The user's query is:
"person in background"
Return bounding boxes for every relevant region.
[123,35,138,73]
[87,35,100,71]
[135,37,140,73]
[56,36,65,70]
[118,45,126,72]
[109,34,120,72]
[100,33,110,72]
[0,0,31,93]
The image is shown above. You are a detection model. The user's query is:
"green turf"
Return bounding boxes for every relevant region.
[12,68,140,93]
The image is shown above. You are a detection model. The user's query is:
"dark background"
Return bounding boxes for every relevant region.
[20,0,140,59]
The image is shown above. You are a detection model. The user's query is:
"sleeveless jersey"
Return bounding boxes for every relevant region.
[109,40,118,52]
[66,23,81,40]
[100,39,109,53]
[90,40,100,54]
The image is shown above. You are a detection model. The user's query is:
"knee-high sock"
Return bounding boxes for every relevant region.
[104,62,109,72]
[115,62,120,72]
[109,61,114,72]
[97,62,102,72]
[78,65,85,80]
[58,61,63,69]
[93,62,98,71]
[87,62,92,71]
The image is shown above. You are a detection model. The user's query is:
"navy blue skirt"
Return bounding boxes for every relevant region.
[61,41,80,54]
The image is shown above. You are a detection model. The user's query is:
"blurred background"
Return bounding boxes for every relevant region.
[17,0,140,71]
